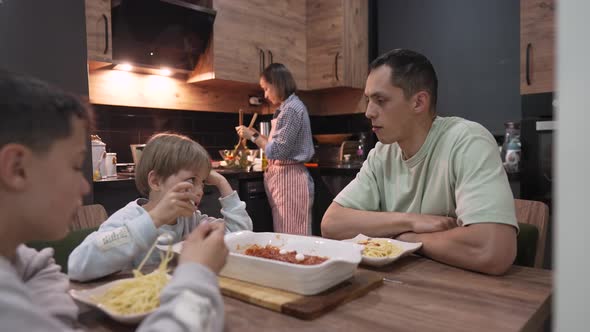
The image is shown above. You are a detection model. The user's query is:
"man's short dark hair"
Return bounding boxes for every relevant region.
[260,63,297,101]
[369,49,438,111]
[0,71,93,154]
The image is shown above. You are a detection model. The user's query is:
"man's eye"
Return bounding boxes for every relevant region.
[185,178,195,185]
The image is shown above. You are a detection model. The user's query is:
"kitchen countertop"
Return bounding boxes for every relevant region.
[214,168,265,179]
[307,162,362,176]
[92,163,363,184]
[93,169,265,184]
[313,162,362,169]
[93,175,135,183]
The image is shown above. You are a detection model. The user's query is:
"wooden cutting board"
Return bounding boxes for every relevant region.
[218,270,383,320]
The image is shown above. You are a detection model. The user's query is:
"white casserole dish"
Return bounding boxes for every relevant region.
[220,231,363,295]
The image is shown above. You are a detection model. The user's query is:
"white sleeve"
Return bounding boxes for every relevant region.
[13,245,79,326]
[0,259,82,332]
[137,263,224,332]
[68,204,160,282]
[218,191,253,233]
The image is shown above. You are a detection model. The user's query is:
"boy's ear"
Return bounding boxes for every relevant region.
[147,170,162,192]
[0,144,30,191]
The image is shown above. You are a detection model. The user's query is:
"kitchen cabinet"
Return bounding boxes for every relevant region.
[520,0,555,94]
[262,0,307,89]
[306,0,368,90]
[308,165,360,236]
[238,178,274,232]
[85,0,112,62]
[189,0,306,88]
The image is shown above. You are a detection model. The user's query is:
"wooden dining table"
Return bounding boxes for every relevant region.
[70,255,552,332]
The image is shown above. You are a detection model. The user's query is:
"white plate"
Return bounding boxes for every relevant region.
[222,231,364,295]
[69,275,170,324]
[342,234,422,267]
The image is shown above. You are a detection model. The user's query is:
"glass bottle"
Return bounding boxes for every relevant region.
[501,122,521,174]
[356,133,367,161]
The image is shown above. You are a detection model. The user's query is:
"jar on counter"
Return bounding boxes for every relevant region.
[91,135,106,180]
[501,122,521,174]
[105,153,117,177]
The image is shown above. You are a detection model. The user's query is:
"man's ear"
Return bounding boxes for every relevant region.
[147,170,162,192]
[0,144,31,191]
[412,91,431,115]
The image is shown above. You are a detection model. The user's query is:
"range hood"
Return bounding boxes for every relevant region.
[111,0,216,74]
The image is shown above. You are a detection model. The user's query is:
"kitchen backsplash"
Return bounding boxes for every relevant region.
[92,105,371,163]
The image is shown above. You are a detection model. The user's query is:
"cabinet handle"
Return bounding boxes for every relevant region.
[526,43,531,86]
[334,52,340,82]
[267,50,273,65]
[102,14,109,55]
[259,49,265,73]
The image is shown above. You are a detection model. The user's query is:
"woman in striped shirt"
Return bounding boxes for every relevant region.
[236,63,315,235]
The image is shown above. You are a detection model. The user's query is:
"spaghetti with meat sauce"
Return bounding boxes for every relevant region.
[244,244,328,265]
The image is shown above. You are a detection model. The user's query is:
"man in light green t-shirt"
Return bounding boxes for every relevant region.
[321,49,518,275]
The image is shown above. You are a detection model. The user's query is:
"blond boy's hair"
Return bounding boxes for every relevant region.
[135,132,211,196]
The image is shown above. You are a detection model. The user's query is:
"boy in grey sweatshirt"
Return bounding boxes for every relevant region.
[0,71,228,332]
[69,133,252,282]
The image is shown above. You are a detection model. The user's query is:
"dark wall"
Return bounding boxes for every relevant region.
[0,0,92,203]
[0,0,88,95]
[94,105,372,163]
[375,0,520,135]
[93,105,372,163]
[93,105,260,163]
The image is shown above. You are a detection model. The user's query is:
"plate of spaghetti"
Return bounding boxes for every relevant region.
[69,244,174,324]
[343,234,422,267]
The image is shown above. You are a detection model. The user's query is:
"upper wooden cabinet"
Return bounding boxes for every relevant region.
[263,1,307,89]
[307,0,368,90]
[189,0,307,88]
[85,0,112,62]
[520,0,555,94]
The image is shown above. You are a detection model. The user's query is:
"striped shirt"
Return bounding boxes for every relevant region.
[265,93,315,162]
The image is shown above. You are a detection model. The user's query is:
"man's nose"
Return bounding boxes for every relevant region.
[365,103,376,119]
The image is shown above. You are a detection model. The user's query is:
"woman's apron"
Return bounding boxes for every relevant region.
[264,118,314,235]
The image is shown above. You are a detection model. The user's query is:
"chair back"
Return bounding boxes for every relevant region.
[27,227,99,273]
[26,204,107,273]
[70,204,108,231]
[514,199,550,268]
